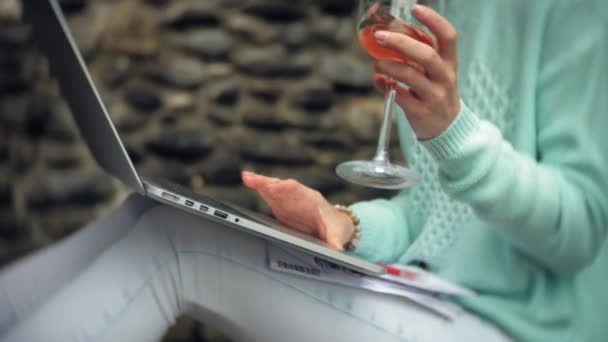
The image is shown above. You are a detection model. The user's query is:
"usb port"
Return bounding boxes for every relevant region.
[185,200,194,207]
[214,211,228,219]
[161,192,180,202]
[199,205,209,212]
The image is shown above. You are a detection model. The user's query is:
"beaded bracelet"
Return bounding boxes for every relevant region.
[334,204,361,252]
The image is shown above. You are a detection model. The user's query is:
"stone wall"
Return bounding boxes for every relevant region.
[0,0,404,340]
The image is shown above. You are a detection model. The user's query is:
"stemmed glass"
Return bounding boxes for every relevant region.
[336,0,435,189]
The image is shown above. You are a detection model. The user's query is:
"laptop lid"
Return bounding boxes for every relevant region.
[22,0,145,194]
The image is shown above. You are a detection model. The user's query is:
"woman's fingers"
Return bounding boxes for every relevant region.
[242,171,279,190]
[413,5,458,65]
[375,61,435,100]
[243,172,311,206]
[374,30,448,81]
[374,74,416,97]
[373,74,426,119]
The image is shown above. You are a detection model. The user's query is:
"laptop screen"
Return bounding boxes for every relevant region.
[58,0,398,213]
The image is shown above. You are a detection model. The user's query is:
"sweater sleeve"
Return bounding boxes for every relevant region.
[349,194,412,263]
[421,4,608,275]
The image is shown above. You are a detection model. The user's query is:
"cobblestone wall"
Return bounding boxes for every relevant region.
[0,0,404,340]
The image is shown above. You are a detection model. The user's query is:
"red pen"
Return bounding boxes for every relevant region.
[378,264,419,280]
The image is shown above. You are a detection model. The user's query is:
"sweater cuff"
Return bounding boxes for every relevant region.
[347,200,409,263]
[349,202,382,260]
[420,102,480,162]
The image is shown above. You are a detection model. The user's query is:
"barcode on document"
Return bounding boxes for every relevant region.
[274,260,321,277]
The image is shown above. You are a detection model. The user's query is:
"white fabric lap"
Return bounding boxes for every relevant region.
[3,200,510,342]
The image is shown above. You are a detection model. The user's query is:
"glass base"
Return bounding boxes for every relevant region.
[336,160,420,190]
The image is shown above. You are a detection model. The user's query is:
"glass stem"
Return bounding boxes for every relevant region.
[373,78,397,163]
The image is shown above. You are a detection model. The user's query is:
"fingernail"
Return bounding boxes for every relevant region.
[242,171,253,178]
[374,31,390,45]
[413,4,425,14]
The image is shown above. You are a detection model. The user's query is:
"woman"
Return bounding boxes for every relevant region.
[243,1,608,340]
[2,1,607,341]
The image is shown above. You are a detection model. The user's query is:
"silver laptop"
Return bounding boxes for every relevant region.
[23,0,385,276]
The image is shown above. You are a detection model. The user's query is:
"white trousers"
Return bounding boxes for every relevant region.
[1,195,511,342]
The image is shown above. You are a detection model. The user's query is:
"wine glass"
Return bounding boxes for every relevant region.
[336,0,435,190]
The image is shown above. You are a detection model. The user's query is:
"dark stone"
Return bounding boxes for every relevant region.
[169,29,233,60]
[45,155,81,170]
[226,14,280,44]
[42,143,82,170]
[208,106,238,126]
[143,0,168,6]
[242,110,287,131]
[292,88,334,113]
[145,130,214,163]
[0,143,7,163]
[0,69,28,94]
[0,210,24,240]
[249,83,281,104]
[0,96,27,129]
[163,3,220,30]
[10,140,35,174]
[244,3,307,22]
[58,0,88,13]
[27,171,116,210]
[0,179,11,204]
[250,89,280,104]
[283,22,311,49]
[0,51,19,68]
[202,158,242,186]
[304,133,354,151]
[45,119,78,142]
[207,80,239,106]
[160,113,178,126]
[321,55,373,93]
[0,22,31,48]
[126,88,162,113]
[240,138,314,166]
[234,47,312,79]
[25,95,52,137]
[143,56,207,89]
[317,0,356,16]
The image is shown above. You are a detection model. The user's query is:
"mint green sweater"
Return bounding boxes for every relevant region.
[350,1,608,340]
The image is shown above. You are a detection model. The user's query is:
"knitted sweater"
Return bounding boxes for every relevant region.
[350,1,608,340]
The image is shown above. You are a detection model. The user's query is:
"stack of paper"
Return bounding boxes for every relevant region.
[267,244,475,320]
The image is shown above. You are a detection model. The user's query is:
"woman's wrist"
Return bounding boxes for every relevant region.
[315,202,361,251]
[334,205,361,252]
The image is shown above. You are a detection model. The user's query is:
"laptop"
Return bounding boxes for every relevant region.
[23,0,385,276]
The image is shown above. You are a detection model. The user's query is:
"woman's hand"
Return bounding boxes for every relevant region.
[242,172,356,251]
[374,5,461,140]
